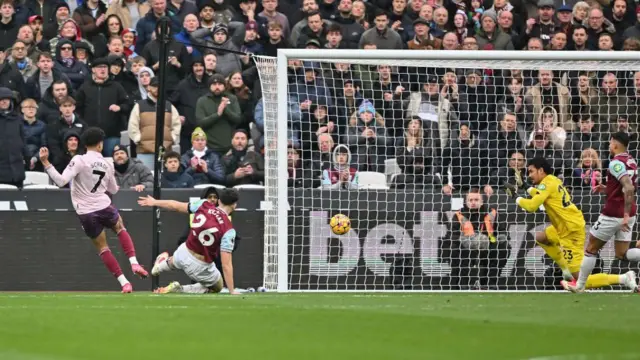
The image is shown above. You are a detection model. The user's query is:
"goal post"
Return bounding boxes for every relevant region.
[255,50,640,292]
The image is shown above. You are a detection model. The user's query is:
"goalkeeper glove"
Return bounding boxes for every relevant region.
[504,183,519,198]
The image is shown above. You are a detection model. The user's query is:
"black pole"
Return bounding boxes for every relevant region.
[151,17,171,291]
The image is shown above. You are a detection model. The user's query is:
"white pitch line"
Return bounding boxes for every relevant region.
[525,353,640,360]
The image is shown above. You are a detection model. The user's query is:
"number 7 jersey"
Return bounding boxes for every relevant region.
[529,175,586,236]
[185,201,236,264]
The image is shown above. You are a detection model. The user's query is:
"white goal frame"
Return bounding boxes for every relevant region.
[266,50,640,293]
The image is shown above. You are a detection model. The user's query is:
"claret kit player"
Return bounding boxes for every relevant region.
[566,132,640,293]
[39,127,148,293]
[511,157,637,291]
[151,188,240,295]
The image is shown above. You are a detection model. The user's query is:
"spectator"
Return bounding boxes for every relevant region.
[344,100,388,172]
[127,76,181,169]
[459,69,496,132]
[300,101,338,159]
[262,21,291,57]
[173,14,200,57]
[524,0,559,48]
[46,96,87,168]
[107,36,125,57]
[242,20,264,55]
[75,57,131,156]
[197,2,216,31]
[35,79,68,123]
[570,71,597,119]
[223,129,265,186]
[590,72,634,132]
[258,0,291,40]
[287,146,313,187]
[14,24,41,63]
[585,8,617,50]
[135,65,154,100]
[52,131,81,175]
[525,129,566,175]
[0,87,27,187]
[43,3,71,40]
[483,110,526,170]
[475,9,514,50]
[441,122,486,194]
[549,30,567,50]
[358,10,403,49]
[527,106,566,149]
[0,0,21,52]
[392,117,436,189]
[408,75,457,151]
[48,19,96,59]
[296,11,328,48]
[525,69,571,131]
[72,0,109,55]
[21,97,46,170]
[135,0,179,51]
[180,127,225,186]
[195,73,242,154]
[0,45,28,97]
[444,188,511,290]
[321,144,358,189]
[53,39,89,90]
[161,150,194,188]
[332,0,364,48]
[25,52,72,102]
[27,0,63,34]
[569,115,604,160]
[166,0,198,24]
[108,54,138,99]
[121,28,139,59]
[569,25,590,50]
[226,71,255,132]
[191,24,243,78]
[106,0,150,30]
[112,144,153,191]
[484,150,529,197]
[407,17,442,49]
[140,21,189,94]
[170,57,209,152]
[609,115,639,157]
[569,147,602,189]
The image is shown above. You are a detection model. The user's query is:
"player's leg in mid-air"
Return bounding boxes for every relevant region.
[557,227,637,291]
[152,243,224,294]
[111,213,148,278]
[78,208,132,293]
[567,215,639,292]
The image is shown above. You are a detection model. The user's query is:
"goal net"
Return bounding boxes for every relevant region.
[255,50,640,292]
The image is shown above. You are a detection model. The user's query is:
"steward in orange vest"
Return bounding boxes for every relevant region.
[446,191,511,289]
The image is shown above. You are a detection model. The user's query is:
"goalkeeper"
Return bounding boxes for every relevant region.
[446,188,510,289]
[509,157,637,290]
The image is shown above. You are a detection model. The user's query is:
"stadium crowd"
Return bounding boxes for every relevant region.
[0,0,637,194]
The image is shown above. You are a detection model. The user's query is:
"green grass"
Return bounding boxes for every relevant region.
[0,293,638,360]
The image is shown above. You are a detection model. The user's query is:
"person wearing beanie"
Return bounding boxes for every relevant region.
[475,8,514,50]
[112,144,153,191]
[179,127,226,186]
[43,4,70,40]
[169,57,211,153]
[195,73,242,154]
[189,22,244,77]
[0,86,26,188]
[127,75,181,169]
[344,99,388,172]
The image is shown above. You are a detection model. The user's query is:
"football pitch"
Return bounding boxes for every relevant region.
[0,293,638,360]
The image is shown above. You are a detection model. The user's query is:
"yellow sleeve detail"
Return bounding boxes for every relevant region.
[518,190,550,212]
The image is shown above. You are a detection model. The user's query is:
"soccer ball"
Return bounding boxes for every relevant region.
[330,214,351,235]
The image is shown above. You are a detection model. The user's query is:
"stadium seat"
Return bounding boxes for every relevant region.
[357,172,387,188]
[24,171,51,185]
[384,158,401,181]
[233,184,265,189]
[0,184,19,190]
[194,184,226,189]
[23,184,59,189]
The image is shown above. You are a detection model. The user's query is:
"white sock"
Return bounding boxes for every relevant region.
[117,275,129,286]
[181,283,208,294]
[129,257,139,265]
[155,259,172,274]
[576,255,597,290]
[625,248,640,261]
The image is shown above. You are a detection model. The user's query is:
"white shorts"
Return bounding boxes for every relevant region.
[172,243,222,288]
[589,214,637,242]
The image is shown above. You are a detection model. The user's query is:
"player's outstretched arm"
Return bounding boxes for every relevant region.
[137,195,189,213]
[516,190,550,213]
[40,148,79,187]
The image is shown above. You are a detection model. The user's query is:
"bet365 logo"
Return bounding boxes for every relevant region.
[0,201,28,211]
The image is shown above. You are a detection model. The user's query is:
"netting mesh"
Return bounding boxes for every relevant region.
[256,52,640,291]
